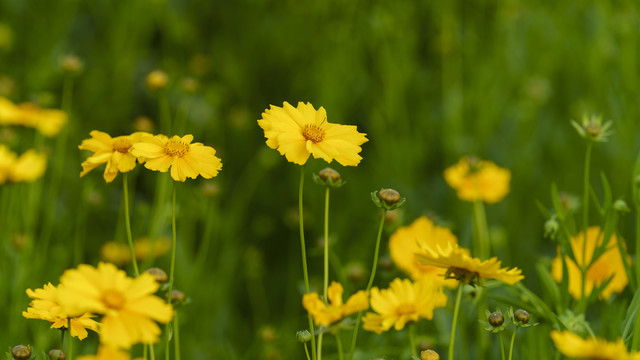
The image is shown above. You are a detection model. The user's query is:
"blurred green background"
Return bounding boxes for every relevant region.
[1,0,639,358]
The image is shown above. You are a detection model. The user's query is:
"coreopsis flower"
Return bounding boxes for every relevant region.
[57,262,173,348]
[0,144,16,184]
[79,131,149,183]
[257,101,368,166]
[22,282,99,340]
[130,134,222,182]
[302,281,368,327]
[0,97,67,137]
[415,242,523,285]
[551,226,629,300]
[389,216,458,288]
[77,346,131,360]
[362,278,447,334]
[444,156,511,204]
[10,149,47,182]
[550,330,640,360]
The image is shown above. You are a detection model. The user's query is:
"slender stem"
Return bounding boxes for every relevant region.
[143,345,148,360]
[508,327,518,360]
[449,283,464,360]
[317,328,324,360]
[166,181,177,360]
[499,333,506,360]
[174,310,181,360]
[123,173,139,275]
[408,324,417,357]
[67,319,73,360]
[580,143,592,304]
[319,187,331,360]
[150,344,156,360]
[634,209,640,351]
[304,343,311,360]
[348,209,387,360]
[298,168,317,360]
[336,331,344,360]
[473,200,489,260]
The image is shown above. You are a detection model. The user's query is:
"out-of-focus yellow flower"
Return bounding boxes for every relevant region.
[444,156,511,204]
[79,131,149,183]
[551,226,629,300]
[302,281,368,327]
[0,97,67,137]
[0,144,16,184]
[550,330,640,360]
[415,242,523,285]
[101,237,171,267]
[362,278,446,334]
[146,70,168,90]
[77,346,131,360]
[10,150,47,182]
[22,283,99,340]
[130,134,222,182]
[57,262,173,348]
[389,216,458,289]
[257,101,368,166]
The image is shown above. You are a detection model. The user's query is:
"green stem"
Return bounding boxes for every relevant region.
[150,345,156,360]
[473,200,489,260]
[508,327,517,360]
[67,319,73,360]
[408,324,417,357]
[123,173,139,276]
[634,210,640,351]
[499,333,506,360]
[304,343,311,360]
[348,208,387,360]
[319,186,331,360]
[449,283,464,360]
[166,181,177,360]
[143,345,148,360]
[580,143,592,305]
[60,328,66,350]
[298,167,317,360]
[336,331,344,360]
[174,310,181,360]
[318,329,324,360]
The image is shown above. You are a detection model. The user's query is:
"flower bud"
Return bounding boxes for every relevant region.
[180,77,199,93]
[378,189,401,205]
[146,70,168,90]
[421,349,440,360]
[296,330,312,343]
[132,116,155,132]
[48,349,66,360]
[345,263,365,283]
[12,345,31,360]
[514,309,530,324]
[144,267,168,284]
[318,168,340,183]
[544,218,559,239]
[488,312,504,327]
[614,199,630,213]
[166,289,186,303]
[61,55,83,74]
[260,326,276,343]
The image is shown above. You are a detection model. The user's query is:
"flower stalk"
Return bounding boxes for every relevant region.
[449,283,463,360]
[123,173,139,276]
[299,167,317,360]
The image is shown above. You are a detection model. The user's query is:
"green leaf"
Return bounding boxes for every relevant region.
[600,172,612,211]
[622,288,640,346]
[535,262,561,313]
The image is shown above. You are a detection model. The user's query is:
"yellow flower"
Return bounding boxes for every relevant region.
[0,97,67,137]
[79,131,149,183]
[57,262,173,348]
[0,144,16,184]
[10,150,47,182]
[550,330,640,360]
[130,134,222,182]
[551,226,629,300]
[444,156,511,204]
[77,346,131,360]
[146,70,168,90]
[389,216,458,288]
[302,281,368,327]
[362,278,447,334]
[257,101,368,166]
[415,242,523,285]
[101,237,171,265]
[22,282,99,340]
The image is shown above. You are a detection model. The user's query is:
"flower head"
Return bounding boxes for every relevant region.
[257,101,368,166]
[57,262,173,348]
[571,113,613,142]
[415,242,523,285]
[362,278,447,334]
[389,216,458,288]
[10,149,47,182]
[130,134,222,182]
[550,330,640,360]
[0,97,67,137]
[551,226,629,300]
[302,281,368,327]
[22,282,99,340]
[444,156,511,204]
[79,131,149,183]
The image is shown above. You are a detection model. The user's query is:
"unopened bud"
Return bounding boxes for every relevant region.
[166,289,186,303]
[318,168,340,183]
[61,55,83,73]
[146,70,168,90]
[544,218,559,239]
[421,349,440,360]
[296,330,312,343]
[614,199,630,213]
[379,189,400,205]
[488,312,504,327]
[12,345,31,360]
[144,267,168,284]
[180,77,199,93]
[48,349,66,360]
[260,326,276,343]
[132,116,155,132]
[345,263,365,283]
[514,309,530,324]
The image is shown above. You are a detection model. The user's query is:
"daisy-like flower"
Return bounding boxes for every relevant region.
[79,131,150,183]
[10,149,47,183]
[57,262,173,348]
[302,281,368,327]
[0,144,17,184]
[22,282,99,340]
[0,97,67,137]
[257,101,368,166]
[550,330,640,360]
[551,226,629,300]
[101,237,171,265]
[389,216,458,288]
[444,156,511,204]
[77,346,131,360]
[415,242,524,285]
[362,278,447,334]
[130,134,222,182]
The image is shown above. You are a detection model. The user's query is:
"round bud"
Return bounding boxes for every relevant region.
[166,289,186,303]
[180,77,199,93]
[421,349,440,360]
[260,326,276,343]
[379,255,393,271]
[12,345,31,360]
[345,263,365,283]
[318,168,340,183]
[378,189,401,206]
[144,267,168,284]
[296,330,312,343]
[614,199,630,213]
[585,122,602,137]
[514,309,531,324]
[48,349,66,360]
[146,70,168,90]
[132,116,155,132]
[488,312,504,327]
[61,55,83,73]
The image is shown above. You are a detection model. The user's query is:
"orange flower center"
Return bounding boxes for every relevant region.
[396,303,416,316]
[112,138,133,153]
[102,289,126,310]
[164,140,190,157]
[302,124,325,143]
